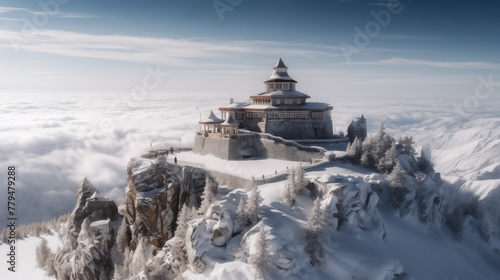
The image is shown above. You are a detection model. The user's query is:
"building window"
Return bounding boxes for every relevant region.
[276,99,280,105]
[312,112,323,119]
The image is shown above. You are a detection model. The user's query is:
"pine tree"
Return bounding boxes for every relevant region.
[281,183,294,207]
[389,160,407,188]
[348,137,363,161]
[293,164,307,194]
[175,205,193,239]
[236,197,248,227]
[115,218,131,253]
[199,177,217,215]
[378,142,398,173]
[245,183,263,225]
[36,238,52,269]
[248,228,274,278]
[360,151,370,167]
[305,198,326,266]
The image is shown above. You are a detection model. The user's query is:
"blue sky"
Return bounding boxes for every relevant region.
[1,0,499,100]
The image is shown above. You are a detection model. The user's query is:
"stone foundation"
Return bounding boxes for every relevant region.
[193,133,324,162]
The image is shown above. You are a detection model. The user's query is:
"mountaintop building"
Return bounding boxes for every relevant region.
[217,58,334,139]
[193,59,339,161]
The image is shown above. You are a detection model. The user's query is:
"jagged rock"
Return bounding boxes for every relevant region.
[71,178,118,231]
[125,157,208,248]
[70,220,114,280]
[53,179,117,280]
[71,178,98,228]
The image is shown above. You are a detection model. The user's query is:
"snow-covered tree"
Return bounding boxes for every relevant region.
[115,218,131,253]
[245,183,263,225]
[36,238,52,268]
[378,142,398,173]
[360,151,370,167]
[199,177,217,215]
[281,182,294,207]
[347,137,363,160]
[305,198,327,266]
[294,164,307,192]
[236,197,247,227]
[174,205,193,243]
[281,165,307,207]
[248,227,274,278]
[397,136,415,156]
[388,160,407,188]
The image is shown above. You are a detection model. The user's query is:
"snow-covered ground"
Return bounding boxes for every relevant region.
[169,151,303,179]
[185,169,500,280]
[0,231,59,280]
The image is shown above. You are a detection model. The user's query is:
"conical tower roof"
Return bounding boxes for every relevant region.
[274,58,287,69]
[200,110,223,123]
[221,114,239,126]
[265,58,297,83]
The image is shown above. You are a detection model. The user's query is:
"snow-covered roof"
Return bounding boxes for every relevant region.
[200,110,223,123]
[220,101,247,110]
[221,115,239,126]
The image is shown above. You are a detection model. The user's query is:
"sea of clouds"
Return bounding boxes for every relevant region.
[1,92,499,229]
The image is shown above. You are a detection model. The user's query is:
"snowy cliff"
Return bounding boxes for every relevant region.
[43,140,500,279]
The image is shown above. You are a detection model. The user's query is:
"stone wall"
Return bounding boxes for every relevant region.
[264,119,334,139]
[193,133,324,162]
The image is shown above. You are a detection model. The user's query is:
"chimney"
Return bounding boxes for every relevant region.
[230,98,234,104]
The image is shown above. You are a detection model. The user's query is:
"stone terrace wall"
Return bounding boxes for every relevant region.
[193,133,324,162]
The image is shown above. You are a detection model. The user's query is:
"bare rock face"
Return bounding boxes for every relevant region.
[71,178,118,231]
[124,157,207,249]
[70,219,115,280]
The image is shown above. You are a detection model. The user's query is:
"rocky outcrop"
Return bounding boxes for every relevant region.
[317,174,386,239]
[53,178,118,280]
[71,179,118,232]
[124,157,208,249]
